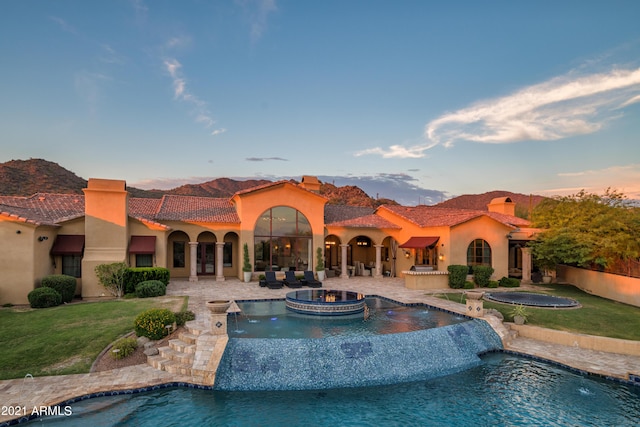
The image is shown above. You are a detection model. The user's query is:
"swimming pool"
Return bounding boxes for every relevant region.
[21,353,640,426]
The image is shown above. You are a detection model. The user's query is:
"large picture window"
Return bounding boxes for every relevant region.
[173,241,186,268]
[62,255,82,278]
[254,206,312,271]
[467,239,492,266]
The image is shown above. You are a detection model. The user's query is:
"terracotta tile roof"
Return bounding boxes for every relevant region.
[0,193,84,226]
[381,205,530,228]
[155,195,240,223]
[324,205,400,229]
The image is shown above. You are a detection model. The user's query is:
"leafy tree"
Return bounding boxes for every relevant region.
[529,189,640,270]
[95,262,128,297]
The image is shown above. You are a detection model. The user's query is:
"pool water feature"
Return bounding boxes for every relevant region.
[285,289,366,316]
[217,297,502,391]
[485,292,579,308]
[21,354,640,426]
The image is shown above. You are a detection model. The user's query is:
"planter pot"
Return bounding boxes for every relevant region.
[316,270,325,281]
[465,291,484,300]
[513,315,526,325]
[542,275,552,284]
[243,271,252,283]
[206,300,231,314]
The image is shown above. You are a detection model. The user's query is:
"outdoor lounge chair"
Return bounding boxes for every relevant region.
[302,270,322,288]
[284,270,303,288]
[265,271,284,289]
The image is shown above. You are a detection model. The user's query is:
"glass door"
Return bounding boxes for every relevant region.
[197,243,215,274]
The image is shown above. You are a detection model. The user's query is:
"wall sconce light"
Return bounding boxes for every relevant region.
[16,230,21,234]
[438,254,444,261]
[38,236,49,242]
[403,250,411,259]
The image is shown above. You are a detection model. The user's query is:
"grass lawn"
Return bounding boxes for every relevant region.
[434,284,640,341]
[0,296,187,380]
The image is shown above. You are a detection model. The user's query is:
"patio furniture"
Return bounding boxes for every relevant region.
[265,271,284,289]
[302,270,322,288]
[284,271,303,288]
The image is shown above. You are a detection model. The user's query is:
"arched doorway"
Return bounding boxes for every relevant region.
[197,231,217,275]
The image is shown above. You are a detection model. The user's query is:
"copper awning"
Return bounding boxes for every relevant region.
[399,236,439,249]
[50,235,85,255]
[129,236,156,254]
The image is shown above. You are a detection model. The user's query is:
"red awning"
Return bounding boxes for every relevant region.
[399,236,439,249]
[129,236,156,254]
[51,235,85,255]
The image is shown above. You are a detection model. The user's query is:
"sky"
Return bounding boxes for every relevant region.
[2,1,640,205]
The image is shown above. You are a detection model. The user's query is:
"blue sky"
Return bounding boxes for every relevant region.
[2,1,640,205]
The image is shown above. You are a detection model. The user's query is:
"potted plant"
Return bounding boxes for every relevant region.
[510,304,529,325]
[242,243,252,283]
[315,247,325,281]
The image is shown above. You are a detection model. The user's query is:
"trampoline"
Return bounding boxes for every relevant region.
[484,292,579,308]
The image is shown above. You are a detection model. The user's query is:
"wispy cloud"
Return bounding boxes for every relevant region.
[358,66,640,159]
[246,156,288,162]
[74,71,112,115]
[542,163,640,199]
[49,16,77,35]
[236,0,277,43]
[163,57,219,133]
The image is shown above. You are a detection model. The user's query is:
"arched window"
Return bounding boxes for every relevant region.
[467,239,492,266]
[254,206,312,271]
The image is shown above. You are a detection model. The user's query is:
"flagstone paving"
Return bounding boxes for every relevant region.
[2,276,640,424]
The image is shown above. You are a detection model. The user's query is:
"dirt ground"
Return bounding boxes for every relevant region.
[91,327,185,373]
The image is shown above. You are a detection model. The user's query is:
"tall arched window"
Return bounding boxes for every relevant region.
[467,239,492,266]
[254,206,312,271]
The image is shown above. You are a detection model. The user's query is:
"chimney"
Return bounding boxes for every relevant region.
[487,197,515,216]
[299,175,321,193]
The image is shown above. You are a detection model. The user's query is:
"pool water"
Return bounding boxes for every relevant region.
[26,353,640,426]
[228,297,468,338]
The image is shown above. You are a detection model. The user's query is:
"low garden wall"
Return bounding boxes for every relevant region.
[556,265,640,308]
[403,271,449,290]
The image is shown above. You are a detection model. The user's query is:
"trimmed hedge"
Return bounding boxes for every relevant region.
[472,265,495,287]
[134,280,167,298]
[124,267,170,294]
[110,337,138,360]
[28,287,62,308]
[174,310,196,326]
[499,276,521,288]
[447,265,469,289]
[134,308,176,340]
[41,274,76,303]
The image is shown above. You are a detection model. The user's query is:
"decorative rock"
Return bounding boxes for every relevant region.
[144,347,159,356]
[137,336,150,346]
[144,341,156,350]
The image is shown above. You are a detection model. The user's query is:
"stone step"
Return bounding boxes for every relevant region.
[147,354,171,371]
[158,346,195,365]
[186,321,207,336]
[179,331,199,345]
[162,360,193,376]
[169,339,197,354]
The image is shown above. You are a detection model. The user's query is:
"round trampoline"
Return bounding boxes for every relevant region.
[484,292,579,308]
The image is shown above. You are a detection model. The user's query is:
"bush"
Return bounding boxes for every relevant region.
[124,268,170,294]
[499,276,521,288]
[110,337,138,360]
[463,281,476,289]
[174,310,196,326]
[447,265,468,289]
[95,262,128,298]
[28,287,62,308]
[134,280,167,298]
[134,309,176,340]
[487,280,499,288]
[472,265,495,287]
[41,274,76,303]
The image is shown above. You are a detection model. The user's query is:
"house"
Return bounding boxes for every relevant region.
[0,178,537,304]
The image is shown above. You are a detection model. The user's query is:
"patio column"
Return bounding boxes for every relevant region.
[189,241,198,282]
[215,241,225,282]
[340,244,349,279]
[374,244,383,278]
[521,247,532,284]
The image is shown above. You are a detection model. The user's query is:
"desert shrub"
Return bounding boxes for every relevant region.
[95,262,128,298]
[174,310,196,326]
[487,280,499,288]
[463,281,476,289]
[447,265,468,289]
[41,274,76,303]
[110,337,138,360]
[134,280,167,298]
[499,276,521,288]
[134,308,176,340]
[28,287,62,308]
[124,268,170,294]
[472,265,495,287]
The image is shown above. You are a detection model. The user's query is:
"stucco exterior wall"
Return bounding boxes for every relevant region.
[0,221,36,304]
[557,265,640,308]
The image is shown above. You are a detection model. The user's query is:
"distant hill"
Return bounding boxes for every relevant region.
[435,190,546,219]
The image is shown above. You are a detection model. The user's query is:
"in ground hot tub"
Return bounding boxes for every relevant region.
[285,289,366,316]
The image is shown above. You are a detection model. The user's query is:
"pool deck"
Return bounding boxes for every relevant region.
[2,276,640,424]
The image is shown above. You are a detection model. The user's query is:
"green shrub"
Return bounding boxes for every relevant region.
[28,287,62,308]
[134,280,167,298]
[134,308,176,340]
[41,274,76,303]
[124,268,170,294]
[472,265,495,287]
[488,280,499,288]
[447,265,468,289]
[499,276,521,288]
[463,281,476,289]
[174,310,196,326]
[110,337,138,360]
